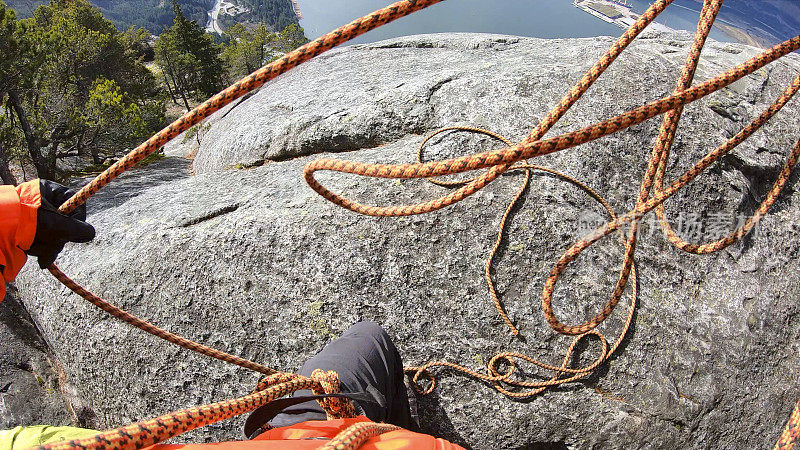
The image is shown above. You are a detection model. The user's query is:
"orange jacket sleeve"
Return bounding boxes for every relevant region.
[148,417,465,450]
[0,180,40,301]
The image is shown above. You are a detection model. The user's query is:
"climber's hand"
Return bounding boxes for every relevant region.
[26,180,95,269]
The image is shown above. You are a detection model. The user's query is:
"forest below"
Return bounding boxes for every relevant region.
[4,0,297,33]
[0,0,306,183]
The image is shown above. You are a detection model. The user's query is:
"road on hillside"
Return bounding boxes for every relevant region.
[205,0,224,34]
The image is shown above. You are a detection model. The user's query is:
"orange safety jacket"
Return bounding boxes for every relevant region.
[0,180,40,301]
[150,417,464,450]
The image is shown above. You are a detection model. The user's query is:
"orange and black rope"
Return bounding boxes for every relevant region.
[35,0,800,449]
[408,125,637,398]
[775,398,800,450]
[43,1,452,449]
[40,373,348,450]
[320,422,402,450]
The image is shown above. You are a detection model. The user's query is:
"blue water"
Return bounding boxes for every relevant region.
[294,0,737,45]
[627,0,731,42]
[296,0,622,44]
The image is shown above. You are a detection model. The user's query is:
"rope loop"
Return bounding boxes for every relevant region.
[252,370,357,421]
[253,372,299,393]
[311,369,358,420]
[405,367,438,395]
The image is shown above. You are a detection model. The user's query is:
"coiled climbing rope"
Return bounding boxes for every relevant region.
[403,125,639,398]
[33,0,800,448]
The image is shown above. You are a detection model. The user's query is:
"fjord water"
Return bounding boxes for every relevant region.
[627,0,731,42]
[295,0,623,44]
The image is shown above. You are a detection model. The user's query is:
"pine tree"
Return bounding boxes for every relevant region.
[221,23,277,81]
[0,0,164,181]
[169,0,224,97]
[0,0,24,183]
[155,28,198,110]
[220,23,307,83]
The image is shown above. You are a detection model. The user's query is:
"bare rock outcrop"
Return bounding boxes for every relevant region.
[14,33,800,449]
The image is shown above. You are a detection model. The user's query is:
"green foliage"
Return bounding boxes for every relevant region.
[155,26,200,108]
[120,25,155,61]
[85,78,149,152]
[0,2,26,182]
[220,22,276,80]
[0,2,23,92]
[181,122,209,144]
[276,22,305,51]
[5,0,299,35]
[234,0,295,32]
[171,0,223,95]
[2,0,305,181]
[5,0,215,33]
[0,0,165,180]
[155,0,224,104]
[221,22,306,81]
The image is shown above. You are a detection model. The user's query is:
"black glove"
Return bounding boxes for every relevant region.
[26,180,95,268]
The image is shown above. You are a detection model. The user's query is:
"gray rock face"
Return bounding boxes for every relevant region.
[0,287,71,428]
[0,287,97,429]
[13,33,800,449]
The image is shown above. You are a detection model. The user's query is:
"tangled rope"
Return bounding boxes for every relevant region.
[306,0,800,398]
[402,125,637,398]
[33,0,800,448]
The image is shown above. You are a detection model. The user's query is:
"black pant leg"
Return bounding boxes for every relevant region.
[267,321,411,429]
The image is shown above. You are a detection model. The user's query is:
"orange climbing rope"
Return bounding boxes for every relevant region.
[33,0,800,448]
[776,398,800,449]
[306,0,800,397]
[406,125,638,398]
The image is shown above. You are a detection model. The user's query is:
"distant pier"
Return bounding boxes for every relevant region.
[574,0,675,32]
[290,0,302,20]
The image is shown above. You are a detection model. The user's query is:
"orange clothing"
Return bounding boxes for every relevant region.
[0,180,40,301]
[151,416,463,450]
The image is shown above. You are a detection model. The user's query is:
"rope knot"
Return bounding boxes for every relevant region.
[311,369,357,420]
[252,370,356,420]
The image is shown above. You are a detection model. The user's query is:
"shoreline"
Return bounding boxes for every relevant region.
[290,0,302,20]
[714,23,774,49]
